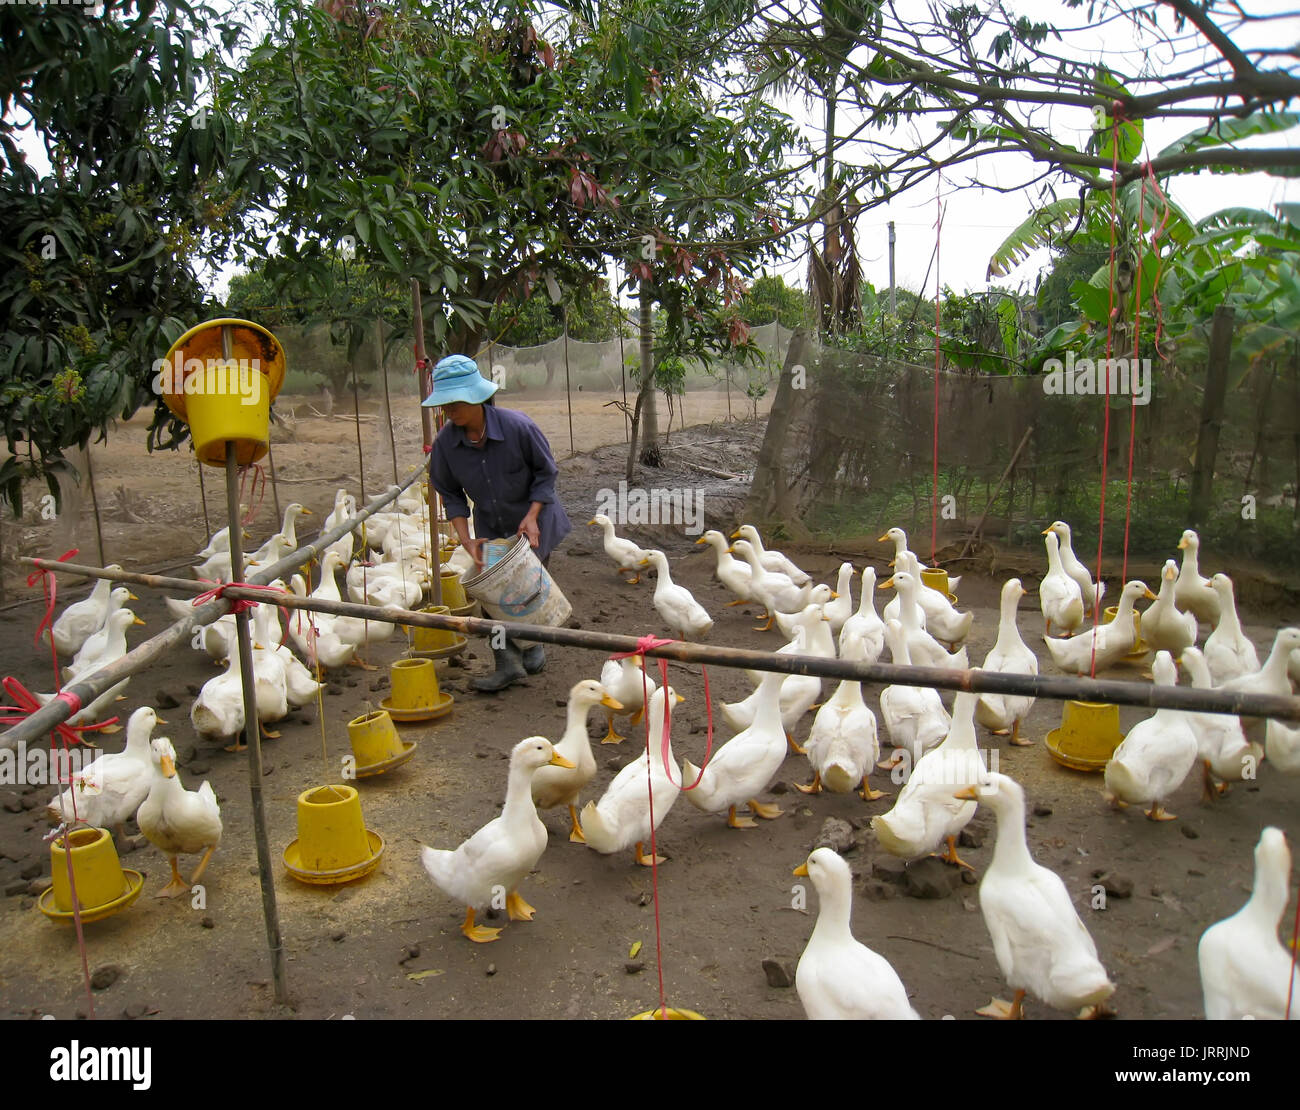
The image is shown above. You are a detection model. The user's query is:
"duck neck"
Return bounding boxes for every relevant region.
[1246,853,1289,929]
[1113,589,1137,622]
[987,791,1032,872]
[994,592,1025,654]
[1181,542,1200,579]
[830,679,864,710]
[1214,587,1243,636]
[810,879,853,941]
[563,696,595,750]
[503,761,539,821]
[858,576,877,618]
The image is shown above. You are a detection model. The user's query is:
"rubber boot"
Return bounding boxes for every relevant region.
[519,640,546,675]
[471,641,526,692]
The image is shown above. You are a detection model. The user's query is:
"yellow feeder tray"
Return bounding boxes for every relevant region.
[159,318,287,467]
[283,784,384,885]
[438,571,469,610]
[347,709,418,777]
[1045,700,1126,772]
[38,826,145,923]
[1101,604,1151,662]
[919,566,958,604]
[630,1006,706,1020]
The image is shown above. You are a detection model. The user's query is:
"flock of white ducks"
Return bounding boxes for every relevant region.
[32,500,1300,1020]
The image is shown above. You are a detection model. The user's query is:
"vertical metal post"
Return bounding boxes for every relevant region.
[412,279,442,607]
[84,445,106,567]
[220,324,288,1005]
[888,220,897,317]
[563,304,574,456]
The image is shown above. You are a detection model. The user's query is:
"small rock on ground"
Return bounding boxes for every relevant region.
[901,857,962,900]
[90,965,120,991]
[812,817,855,854]
[761,957,794,988]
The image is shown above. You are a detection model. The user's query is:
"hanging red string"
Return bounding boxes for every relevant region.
[1089,106,1124,679]
[608,634,718,1019]
[931,183,943,568]
[237,464,268,529]
[1120,175,1145,585]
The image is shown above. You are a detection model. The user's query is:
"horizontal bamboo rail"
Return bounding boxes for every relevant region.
[2,465,426,751]
[10,555,1300,746]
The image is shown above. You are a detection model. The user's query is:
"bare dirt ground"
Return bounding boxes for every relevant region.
[0,389,1297,1022]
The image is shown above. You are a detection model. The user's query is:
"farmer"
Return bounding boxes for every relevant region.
[424,354,572,692]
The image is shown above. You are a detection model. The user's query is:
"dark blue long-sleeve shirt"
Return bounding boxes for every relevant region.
[428,404,572,562]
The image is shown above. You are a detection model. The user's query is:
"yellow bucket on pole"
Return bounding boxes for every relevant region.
[158,318,287,467]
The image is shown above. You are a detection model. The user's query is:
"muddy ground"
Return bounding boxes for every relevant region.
[0,392,1297,1021]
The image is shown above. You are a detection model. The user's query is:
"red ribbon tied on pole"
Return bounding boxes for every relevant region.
[0,676,118,747]
[29,548,80,656]
[610,634,715,790]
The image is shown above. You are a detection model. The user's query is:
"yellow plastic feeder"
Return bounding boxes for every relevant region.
[438,571,468,610]
[38,826,144,923]
[381,657,453,722]
[630,1006,706,1020]
[159,318,286,467]
[1102,604,1150,661]
[1045,701,1126,772]
[919,566,958,603]
[283,784,384,885]
[409,604,469,663]
[347,709,416,777]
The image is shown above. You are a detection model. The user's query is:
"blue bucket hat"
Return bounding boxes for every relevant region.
[421,354,499,407]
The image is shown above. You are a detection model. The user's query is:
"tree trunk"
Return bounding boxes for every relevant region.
[1189,305,1236,527]
[634,283,660,467]
[746,328,810,528]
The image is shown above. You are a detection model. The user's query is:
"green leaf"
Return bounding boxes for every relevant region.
[1158,112,1300,160]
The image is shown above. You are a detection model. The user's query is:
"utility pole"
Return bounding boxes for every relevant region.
[888,220,897,317]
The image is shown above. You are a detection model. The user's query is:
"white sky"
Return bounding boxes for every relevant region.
[10,0,1297,306]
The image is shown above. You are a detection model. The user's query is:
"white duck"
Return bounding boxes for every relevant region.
[1220,627,1300,746]
[822,563,855,637]
[793,848,920,1020]
[1265,718,1300,775]
[773,583,835,641]
[1180,647,1262,802]
[727,539,809,629]
[638,550,713,640]
[194,525,232,560]
[695,529,753,605]
[589,513,652,584]
[1038,529,1085,637]
[194,547,243,583]
[722,619,824,752]
[796,675,883,800]
[955,772,1115,1020]
[45,706,159,839]
[37,608,140,727]
[164,596,237,664]
[531,679,622,841]
[136,735,222,898]
[976,579,1038,746]
[1174,529,1220,625]
[596,656,657,744]
[252,602,317,711]
[66,588,140,678]
[682,671,788,828]
[1198,827,1300,1021]
[1043,580,1153,674]
[1141,560,1198,657]
[284,574,356,670]
[1043,521,1104,612]
[883,552,973,646]
[580,686,685,866]
[421,736,575,942]
[190,653,246,742]
[246,532,292,571]
[1103,651,1199,821]
[49,566,124,657]
[878,527,961,593]
[881,571,969,670]
[731,524,810,585]
[871,690,985,868]
[324,488,358,565]
[879,619,951,761]
[838,566,885,665]
[1202,573,1259,684]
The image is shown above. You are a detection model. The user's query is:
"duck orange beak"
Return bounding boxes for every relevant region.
[792,862,809,877]
[548,752,577,769]
[953,786,978,801]
[876,532,891,543]
[879,577,895,590]
[1143,588,1157,601]
[600,695,624,710]
[161,755,177,778]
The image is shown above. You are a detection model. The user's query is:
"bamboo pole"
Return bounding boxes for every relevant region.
[265,441,283,523]
[412,280,441,609]
[197,456,212,545]
[15,554,1300,727]
[224,436,288,1005]
[2,467,424,751]
[83,445,106,567]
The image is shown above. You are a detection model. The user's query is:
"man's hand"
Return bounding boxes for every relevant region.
[462,537,487,569]
[516,516,540,549]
